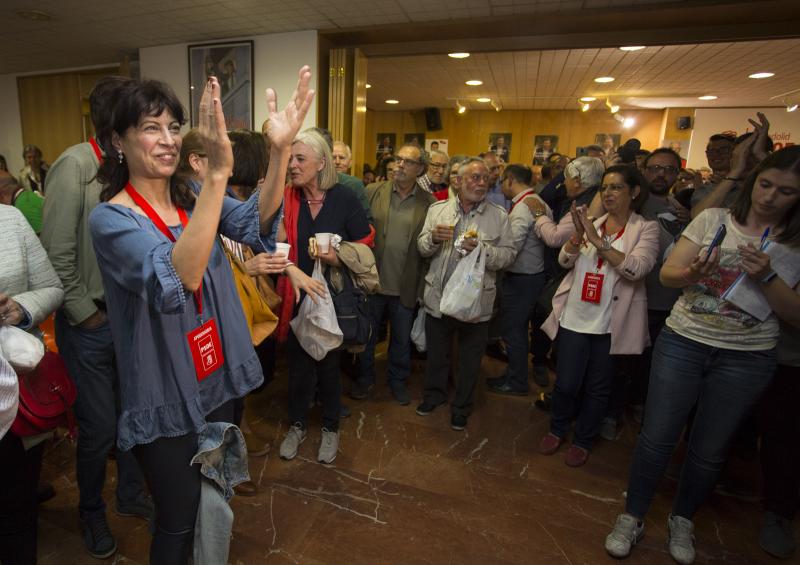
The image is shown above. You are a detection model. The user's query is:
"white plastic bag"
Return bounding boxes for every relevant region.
[439,243,485,322]
[410,308,426,352]
[289,259,343,360]
[0,326,45,371]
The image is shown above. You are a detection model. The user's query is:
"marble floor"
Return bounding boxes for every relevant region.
[37,347,788,564]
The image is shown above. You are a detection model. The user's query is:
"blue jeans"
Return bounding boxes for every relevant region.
[500,272,546,391]
[625,327,776,519]
[358,294,414,387]
[550,327,616,450]
[55,311,146,519]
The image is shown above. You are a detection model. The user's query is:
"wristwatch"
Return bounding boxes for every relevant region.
[533,210,545,219]
[600,238,612,251]
[760,270,778,284]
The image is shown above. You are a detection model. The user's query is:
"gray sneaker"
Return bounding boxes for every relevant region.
[759,511,796,559]
[605,513,644,558]
[668,514,696,564]
[279,423,306,460]
[318,428,339,464]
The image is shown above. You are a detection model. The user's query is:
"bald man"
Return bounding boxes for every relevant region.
[0,170,43,233]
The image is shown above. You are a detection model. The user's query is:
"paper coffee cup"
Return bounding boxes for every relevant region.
[315,232,332,254]
[275,242,291,257]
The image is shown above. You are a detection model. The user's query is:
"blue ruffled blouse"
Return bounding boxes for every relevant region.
[89,189,280,451]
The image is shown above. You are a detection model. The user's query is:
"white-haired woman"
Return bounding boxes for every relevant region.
[274,129,372,465]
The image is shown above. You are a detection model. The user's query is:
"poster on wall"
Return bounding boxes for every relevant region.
[425,139,449,154]
[532,135,559,165]
[488,133,511,162]
[403,133,425,148]
[375,133,396,162]
[594,133,620,157]
[188,40,253,129]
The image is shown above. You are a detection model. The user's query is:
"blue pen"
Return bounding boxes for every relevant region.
[760,227,770,250]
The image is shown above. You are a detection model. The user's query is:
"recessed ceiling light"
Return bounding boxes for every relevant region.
[15,9,52,21]
[749,72,775,79]
[698,95,717,100]
[448,52,470,59]
[385,99,399,104]
[580,96,597,102]
[594,76,615,83]
[619,46,645,51]
[465,80,483,86]
[365,83,371,89]
[476,97,491,103]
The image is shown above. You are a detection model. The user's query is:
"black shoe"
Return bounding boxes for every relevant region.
[389,383,411,406]
[80,514,117,559]
[533,391,552,412]
[485,375,506,387]
[485,341,508,362]
[350,381,373,400]
[415,402,439,416]
[340,404,351,418]
[115,494,155,521]
[37,482,56,505]
[451,414,468,431]
[487,382,528,396]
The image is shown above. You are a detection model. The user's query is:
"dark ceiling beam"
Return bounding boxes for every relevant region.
[320,0,800,56]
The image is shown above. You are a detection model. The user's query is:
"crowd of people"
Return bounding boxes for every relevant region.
[0,68,798,565]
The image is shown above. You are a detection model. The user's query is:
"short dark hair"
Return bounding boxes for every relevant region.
[708,133,735,145]
[90,76,134,133]
[635,149,651,157]
[730,145,800,246]
[97,79,189,206]
[602,164,649,212]
[643,147,682,170]
[311,127,334,150]
[229,130,268,194]
[503,164,532,185]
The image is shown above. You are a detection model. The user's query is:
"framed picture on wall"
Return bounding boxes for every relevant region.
[532,135,559,165]
[404,132,425,148]
[426,139,448,154]
[188,40,253,129]
[594,133,621,156]
[376,133,396,162]
[488,133,511,162]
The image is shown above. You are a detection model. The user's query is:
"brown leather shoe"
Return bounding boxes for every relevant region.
[234,480,258,497]
[564,445,589,467]
[538,433,563,455]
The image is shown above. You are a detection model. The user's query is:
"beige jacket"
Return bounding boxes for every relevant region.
[329,241,380,294]
[417,198,515,322]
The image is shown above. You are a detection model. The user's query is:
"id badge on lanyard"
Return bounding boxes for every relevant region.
[580,222,624,304]
[125,184,224,381]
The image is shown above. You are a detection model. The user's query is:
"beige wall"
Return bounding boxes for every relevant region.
[361,108,667,170]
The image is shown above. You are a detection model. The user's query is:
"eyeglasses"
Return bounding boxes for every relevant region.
[599,183,629,193]
[395,157,421,167]
[466,174,490,183]
[705,147,731,156]
[429,162,447,170]
[645,164,679,175]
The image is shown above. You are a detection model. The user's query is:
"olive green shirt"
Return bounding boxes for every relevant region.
[378,186,419,295]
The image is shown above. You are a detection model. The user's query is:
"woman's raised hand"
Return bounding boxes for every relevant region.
[265,66,315,150]
[198,76,233,180]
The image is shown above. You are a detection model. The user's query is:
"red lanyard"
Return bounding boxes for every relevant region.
[124,183,203,313]
[89,138,103,164]
[596,222,625,270]
[509,189,536,213]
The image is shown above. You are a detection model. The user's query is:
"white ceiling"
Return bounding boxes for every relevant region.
[365,39,800,110]
[4,0,707,74]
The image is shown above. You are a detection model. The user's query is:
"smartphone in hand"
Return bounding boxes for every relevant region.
[705,224,727,261]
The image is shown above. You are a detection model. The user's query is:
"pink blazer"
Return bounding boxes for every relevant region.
[542,212,660,355]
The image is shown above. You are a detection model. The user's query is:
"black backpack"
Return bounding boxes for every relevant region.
[324,267,372,348]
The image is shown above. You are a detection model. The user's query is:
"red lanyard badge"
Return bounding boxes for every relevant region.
[581,222,625,304]
[89,138,103,164]
[124,183,223,381]
[509,189,536,213]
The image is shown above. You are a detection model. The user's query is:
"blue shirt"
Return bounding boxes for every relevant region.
[89,190,280,451]
[485,181,510,211]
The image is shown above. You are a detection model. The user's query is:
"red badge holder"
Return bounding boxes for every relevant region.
[579,222,625,304]
[125,183,224,381]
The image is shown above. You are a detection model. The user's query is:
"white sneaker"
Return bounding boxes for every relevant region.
[600,417,618,441]
[605,513,644,558]
[279,423,306,460]
[668,514,696,564]
[318,428,339,464]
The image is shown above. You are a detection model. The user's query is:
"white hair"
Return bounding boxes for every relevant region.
[333,140,352,159]
[564,156,605,188]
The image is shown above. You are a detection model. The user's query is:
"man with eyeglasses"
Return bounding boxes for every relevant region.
[354,144,435,405]
[417,150,449,194]
[416,158,515,431]
[482,152,511,211]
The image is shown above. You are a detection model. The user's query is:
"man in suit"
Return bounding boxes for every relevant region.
[354,144,435,405]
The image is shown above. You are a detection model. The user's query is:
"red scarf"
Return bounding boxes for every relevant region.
[275,185,376,342]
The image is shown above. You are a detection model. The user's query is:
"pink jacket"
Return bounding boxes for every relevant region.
[542,212,660,355]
